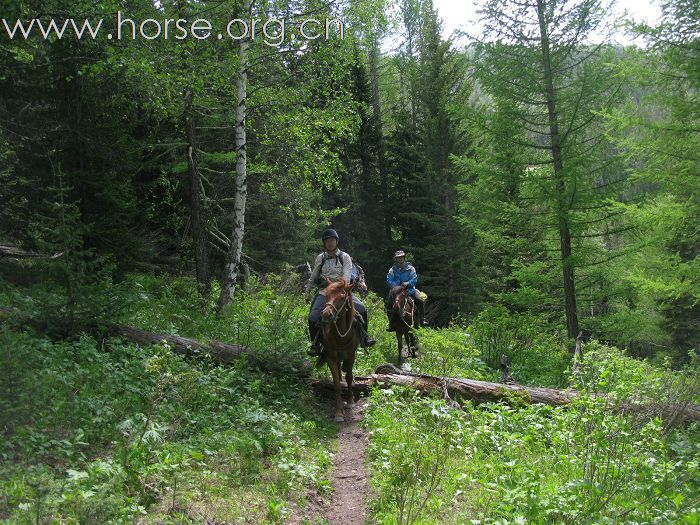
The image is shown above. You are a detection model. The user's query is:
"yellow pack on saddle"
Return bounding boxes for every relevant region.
[415,289,428,302]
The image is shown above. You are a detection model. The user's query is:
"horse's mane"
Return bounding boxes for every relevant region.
[389,285,406,303]
[325,279,349,294]
[324,280,355,317]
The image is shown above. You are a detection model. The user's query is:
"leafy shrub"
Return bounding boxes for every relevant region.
[364,385,700,524]
[363,343,700,524]
[470,305,571,386]
[0,316,335,523]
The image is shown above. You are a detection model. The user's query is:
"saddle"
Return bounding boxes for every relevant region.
[313,311,367,345]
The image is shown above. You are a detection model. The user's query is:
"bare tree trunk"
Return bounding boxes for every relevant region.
[537,0,579,340]
[573,331,583,373]
[0,245,62,259]
[184,88,210,298]
[400,0,418,130]
[219,0,252,311]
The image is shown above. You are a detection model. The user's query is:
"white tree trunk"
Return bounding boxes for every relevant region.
[219,0,252,310]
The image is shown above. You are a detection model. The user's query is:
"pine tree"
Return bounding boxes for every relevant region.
[384,0,473,322]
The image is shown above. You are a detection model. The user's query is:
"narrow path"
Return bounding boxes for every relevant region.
[288,398,371,525]
[324,398,371,525]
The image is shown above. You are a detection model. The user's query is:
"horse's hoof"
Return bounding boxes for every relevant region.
[334,415,345,422]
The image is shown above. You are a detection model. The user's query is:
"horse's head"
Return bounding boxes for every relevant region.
[391,285,409,309]
[321,279,354,323]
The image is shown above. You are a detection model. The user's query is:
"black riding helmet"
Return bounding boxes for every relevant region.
[322,228,339,241]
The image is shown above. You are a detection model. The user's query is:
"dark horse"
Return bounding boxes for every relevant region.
[387,286,419,366]
[317,279,360,422]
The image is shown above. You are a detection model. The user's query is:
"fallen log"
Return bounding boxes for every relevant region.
[312,369,575,405]
[310,364,700,425]
[107,324,250,364]
[106,324,311,374]
[2,308,309,373]
[0,244,62,259]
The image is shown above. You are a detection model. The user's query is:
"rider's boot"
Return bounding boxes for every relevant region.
[307,320,322,356]
[417,300,428,327]
[360,311,376,347]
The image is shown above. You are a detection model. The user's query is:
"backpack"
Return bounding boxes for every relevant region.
[350,263,360,285]
[321,249,347,270]
[314,249,348,285]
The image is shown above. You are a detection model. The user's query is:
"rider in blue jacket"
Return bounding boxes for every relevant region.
[385,250,427,329]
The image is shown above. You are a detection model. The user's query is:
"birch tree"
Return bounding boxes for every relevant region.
[218,0,252,310]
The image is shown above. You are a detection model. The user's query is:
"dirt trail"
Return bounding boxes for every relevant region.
[324,398,371,525]
[289,398,371,525]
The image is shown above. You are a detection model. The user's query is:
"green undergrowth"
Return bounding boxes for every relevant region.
[2,272,698,524]
[363,343,700,524]
[0,273,339,524]
[0,330,337,524]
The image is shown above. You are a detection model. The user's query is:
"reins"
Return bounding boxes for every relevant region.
[394,292,415,329]
[324,291,355,339]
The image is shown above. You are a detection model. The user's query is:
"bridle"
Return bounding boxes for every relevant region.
[393,289,415,329]
[323,289,355,338]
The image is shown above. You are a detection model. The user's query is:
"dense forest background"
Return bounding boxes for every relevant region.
[1,1,699,523]
[1,0,698,355]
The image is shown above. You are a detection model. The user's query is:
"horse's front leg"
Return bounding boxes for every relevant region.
[409,331,417,358]
[328,359,344,422]
[397,331,403,366]
[345,358,355,410]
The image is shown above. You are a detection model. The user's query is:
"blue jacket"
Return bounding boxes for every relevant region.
[386,263,418,294]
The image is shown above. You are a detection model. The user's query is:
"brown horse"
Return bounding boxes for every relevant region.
[317,279,360,422]
[387,286,419,366]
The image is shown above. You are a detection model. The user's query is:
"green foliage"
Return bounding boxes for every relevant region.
[1,0,700,519]
[377,2,476,324]
[0,276,337,523]
[3,272,699,524]
[573,341,700,414]
[364,362,700,524]
[365,389,464,525]
[600,1,700,362]
[463,0,637,342]
[401,328,493,380]
[119,273,310,364]
[469,305,571,387]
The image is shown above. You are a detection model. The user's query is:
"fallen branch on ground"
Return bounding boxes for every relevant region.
[310,364,700,426]
[106,324,250,364]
